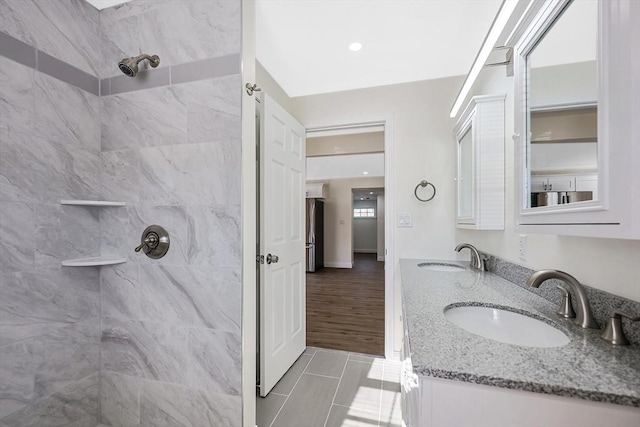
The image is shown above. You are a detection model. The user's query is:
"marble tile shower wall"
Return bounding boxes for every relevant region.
[0,0,102,425]
[98,1,243,426]
[0,0,244,425]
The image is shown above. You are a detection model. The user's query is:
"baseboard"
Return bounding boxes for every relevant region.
[354,249,377,254]
[324,261,353,268]
[377,256,385,261]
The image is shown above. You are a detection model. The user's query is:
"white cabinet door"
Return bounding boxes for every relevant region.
[548,175,575,191]
[530,176,548,192]
[576,174,598,199]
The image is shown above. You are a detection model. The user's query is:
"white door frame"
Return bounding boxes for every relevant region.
[305,118,395,360]
[240,1,257,426]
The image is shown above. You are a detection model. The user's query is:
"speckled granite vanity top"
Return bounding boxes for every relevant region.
[400,259,640,407]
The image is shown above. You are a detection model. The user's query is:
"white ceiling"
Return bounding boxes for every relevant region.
[256,0,503,97]
[353,187,384,201]
[84,0,132,10]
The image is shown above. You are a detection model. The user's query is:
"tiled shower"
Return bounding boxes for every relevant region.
[0,0,243,425]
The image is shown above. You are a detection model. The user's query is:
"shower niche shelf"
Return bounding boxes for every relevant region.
[60,200,126,207]
[62,256,127,267]
[60,201,127,267]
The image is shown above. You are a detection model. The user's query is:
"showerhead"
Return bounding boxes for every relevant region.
[117,54,160,77]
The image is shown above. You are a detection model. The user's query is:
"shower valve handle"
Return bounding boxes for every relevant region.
[135,233,158,252]
[134,225,170,259]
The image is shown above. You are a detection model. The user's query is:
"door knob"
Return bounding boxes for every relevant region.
[266,254,279,264]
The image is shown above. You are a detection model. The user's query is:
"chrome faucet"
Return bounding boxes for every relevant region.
[454,243,485,271]
[526,270,598,329]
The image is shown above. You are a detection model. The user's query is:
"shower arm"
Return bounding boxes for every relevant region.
[131,54,160,68]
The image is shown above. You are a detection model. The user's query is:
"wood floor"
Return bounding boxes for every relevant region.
[306,253,385,356]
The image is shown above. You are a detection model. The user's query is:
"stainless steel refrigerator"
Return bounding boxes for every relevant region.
[305,198,324,272]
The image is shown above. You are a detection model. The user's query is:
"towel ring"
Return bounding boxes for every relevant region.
[414,180,436,202]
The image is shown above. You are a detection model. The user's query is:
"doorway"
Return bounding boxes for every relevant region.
[305,129,387,356]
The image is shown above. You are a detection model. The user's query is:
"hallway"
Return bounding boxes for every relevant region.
[306,253,385,356]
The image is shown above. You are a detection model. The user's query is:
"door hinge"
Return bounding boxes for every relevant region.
[256,255,264,264]
[246,83,261,96]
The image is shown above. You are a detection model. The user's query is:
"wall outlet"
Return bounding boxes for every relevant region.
[519,235,527,260]
[398,212,412,227]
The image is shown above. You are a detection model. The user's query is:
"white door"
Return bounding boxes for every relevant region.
[259,93,306,396]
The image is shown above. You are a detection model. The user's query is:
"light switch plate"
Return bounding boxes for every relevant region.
[398,212,412,227]
[519,234,527,260]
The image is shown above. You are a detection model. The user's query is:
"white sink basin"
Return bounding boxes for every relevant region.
[418,262,465,272]
[444,305,570,348]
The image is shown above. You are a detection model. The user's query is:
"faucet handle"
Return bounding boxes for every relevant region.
[555,285,576,319]
[601,311,640,346]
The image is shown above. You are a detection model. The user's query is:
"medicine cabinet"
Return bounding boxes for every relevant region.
[512,0,639,239]
[454,95,505,230]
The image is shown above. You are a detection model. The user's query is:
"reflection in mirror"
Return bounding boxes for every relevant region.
[526,0,598,208]
[458,127,473,218]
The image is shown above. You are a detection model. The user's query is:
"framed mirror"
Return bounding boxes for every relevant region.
[512,0,639,239]
[454,95,505,230]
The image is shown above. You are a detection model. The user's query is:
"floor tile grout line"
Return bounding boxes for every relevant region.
[268,350,315,427]
[331,403,380,413]
[378,360,386,427]
[322,355,350,427]
[303,372,342,380]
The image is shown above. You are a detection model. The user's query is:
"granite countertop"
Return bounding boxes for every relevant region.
[400,259,640,407]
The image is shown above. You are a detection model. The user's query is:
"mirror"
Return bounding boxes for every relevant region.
[525,0,598,208]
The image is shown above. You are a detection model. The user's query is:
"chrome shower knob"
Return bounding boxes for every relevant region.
[135,225,170,259]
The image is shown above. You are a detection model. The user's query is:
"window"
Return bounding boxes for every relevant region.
[353,207,376,218]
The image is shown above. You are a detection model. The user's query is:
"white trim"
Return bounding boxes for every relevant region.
[240,1,256,426]
[383,116,395,361]
[324,261,354,269]
[306,122,385,137]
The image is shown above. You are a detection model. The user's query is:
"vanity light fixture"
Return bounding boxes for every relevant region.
[449,0,519,118]
[349,42,363,52]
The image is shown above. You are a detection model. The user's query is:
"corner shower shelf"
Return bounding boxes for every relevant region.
[60,200,126,207]
[61,257,127,267]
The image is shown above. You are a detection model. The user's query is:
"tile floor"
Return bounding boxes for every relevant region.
[257,347,402,427]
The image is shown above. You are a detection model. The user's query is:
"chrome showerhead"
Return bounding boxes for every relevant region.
[117,54,160,77]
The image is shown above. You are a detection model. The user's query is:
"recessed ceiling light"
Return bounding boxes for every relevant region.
[369,192,374,194]
[348,42,362,52]
[360,197,364,200]
[363,171,369,175]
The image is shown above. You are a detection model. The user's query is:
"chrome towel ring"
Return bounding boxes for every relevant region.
[414,180,436,202]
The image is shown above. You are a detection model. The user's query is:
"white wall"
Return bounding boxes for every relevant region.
[353,200,378,253]
[312,177,385,268]
[455,65,640,302]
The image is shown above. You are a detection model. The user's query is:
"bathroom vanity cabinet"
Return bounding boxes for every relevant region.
[401,372,640,427]
[453,95,505,230]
